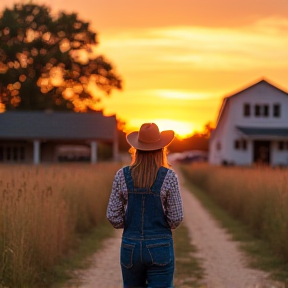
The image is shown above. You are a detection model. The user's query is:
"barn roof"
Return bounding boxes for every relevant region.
[224,78,288,100]
[216,78,288,126]
[0,111,117,141]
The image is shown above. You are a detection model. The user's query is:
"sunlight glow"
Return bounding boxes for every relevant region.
[155,119,195,139]
[154,89,213,100]
[97,16,288,136]
[126,118,196,139]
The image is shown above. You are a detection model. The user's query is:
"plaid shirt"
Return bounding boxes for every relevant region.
[107,167,184,229]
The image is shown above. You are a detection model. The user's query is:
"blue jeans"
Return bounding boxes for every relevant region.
[120,237,174,288]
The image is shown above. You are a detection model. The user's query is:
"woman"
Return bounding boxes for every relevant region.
[107,123,183,288]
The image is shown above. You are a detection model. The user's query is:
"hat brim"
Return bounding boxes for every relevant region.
[126,130,175,151]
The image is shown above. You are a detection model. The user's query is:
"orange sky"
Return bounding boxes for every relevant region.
[2,0,288,138]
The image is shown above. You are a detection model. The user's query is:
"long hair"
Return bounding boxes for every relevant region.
[129,147,170,188]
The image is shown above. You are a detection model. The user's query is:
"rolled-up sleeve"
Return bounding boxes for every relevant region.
[165,171,184,229]
[106,169,125,229]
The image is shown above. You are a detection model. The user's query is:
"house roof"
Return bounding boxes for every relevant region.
[224,78,288,100]
[0,111,117,141]
[214,78,288,132]
[237,126,288,138]
[216,79,288,125]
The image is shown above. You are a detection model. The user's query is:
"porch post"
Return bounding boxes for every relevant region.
[90,141,97,164]
[33,140,40,164]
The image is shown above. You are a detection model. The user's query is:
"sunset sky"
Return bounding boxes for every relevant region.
[1,0,288,138]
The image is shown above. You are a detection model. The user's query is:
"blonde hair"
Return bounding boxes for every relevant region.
[129,147,170,188]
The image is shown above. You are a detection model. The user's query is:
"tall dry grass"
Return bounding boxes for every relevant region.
[0,163,121,288]
[181,164,288,263]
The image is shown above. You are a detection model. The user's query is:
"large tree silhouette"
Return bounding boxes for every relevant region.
[0,3,122,111]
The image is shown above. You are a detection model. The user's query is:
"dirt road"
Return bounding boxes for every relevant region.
[63,167,284,288]
[176,168,270,288]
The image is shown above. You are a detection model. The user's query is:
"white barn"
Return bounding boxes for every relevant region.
[209,79,288,166]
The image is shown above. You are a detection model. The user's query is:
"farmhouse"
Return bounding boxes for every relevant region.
[0,111,118,164]
[209,79,288,166]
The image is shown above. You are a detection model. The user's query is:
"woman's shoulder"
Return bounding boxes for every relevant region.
[114,166,128,178]
[163,167,178,178]
[161,167,180,189]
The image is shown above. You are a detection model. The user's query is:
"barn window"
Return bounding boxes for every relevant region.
[253,104,270,117]
[243,103,250,116]
[216,142,221,151]
[234,140,240,149]
[254,105,261,117]
[234,139,247,150]
[273,104,280,117]
[263,105,269,117]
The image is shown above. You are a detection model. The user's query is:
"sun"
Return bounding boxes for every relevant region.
[125,118,198,139]
[149,119,194,139]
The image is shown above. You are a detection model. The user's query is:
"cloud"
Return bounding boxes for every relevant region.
[151,89,213,100]
[97,16,288,72]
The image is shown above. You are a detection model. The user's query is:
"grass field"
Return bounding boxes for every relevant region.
[0,163,121,288]
[174,222,204,288]
[181,163,288,281]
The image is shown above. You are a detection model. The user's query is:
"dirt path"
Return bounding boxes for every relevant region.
[63,229,123,288]
[63,167,284,288]
[175,167,271,288]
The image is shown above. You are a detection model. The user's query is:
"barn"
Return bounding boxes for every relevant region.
[0,111,118,164]
[209,79,288,166]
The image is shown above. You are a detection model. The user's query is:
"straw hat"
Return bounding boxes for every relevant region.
[126,123,175,151]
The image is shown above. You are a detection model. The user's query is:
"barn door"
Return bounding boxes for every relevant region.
[253,141,271,165]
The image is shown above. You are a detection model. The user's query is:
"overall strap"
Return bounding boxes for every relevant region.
[151,166,169,192]
[123,166,134,191]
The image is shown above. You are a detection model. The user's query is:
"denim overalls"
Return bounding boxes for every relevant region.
[121,166,174,288]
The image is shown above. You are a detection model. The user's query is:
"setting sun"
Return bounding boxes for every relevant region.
[126,118,196,139]
[154,119,195,139]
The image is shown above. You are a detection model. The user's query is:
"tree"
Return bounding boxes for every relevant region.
[117,119,131,152]
[0,3,122,111]
[168,122,215,152]
[203,121,214,138]
[168,134,209,152]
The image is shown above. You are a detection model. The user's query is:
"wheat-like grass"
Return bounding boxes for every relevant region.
[0,163,121,287]
[182,163,288,262]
